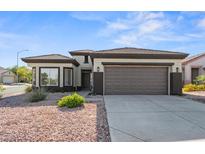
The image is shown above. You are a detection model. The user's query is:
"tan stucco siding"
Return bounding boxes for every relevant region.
[27,63,75,87]
[93,58,182,73]
[183,56,205,84]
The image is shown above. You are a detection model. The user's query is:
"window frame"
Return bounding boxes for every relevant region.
[39,67,60,87]
[84,55,89,64]
[32,67,36,86]
[63,67,73,86]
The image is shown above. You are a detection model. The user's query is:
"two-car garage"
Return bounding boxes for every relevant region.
[104,66,168,95]
[92,47,188,96]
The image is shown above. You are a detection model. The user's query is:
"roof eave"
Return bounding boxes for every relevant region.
[21,58,80,66]
[90,53,189,59]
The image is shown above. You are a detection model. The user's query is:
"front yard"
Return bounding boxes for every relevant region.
[0,93,110,142]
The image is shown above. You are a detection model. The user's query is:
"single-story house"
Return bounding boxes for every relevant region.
[182,52,205,84]
[0,67,16,84]
[22,48,188,95]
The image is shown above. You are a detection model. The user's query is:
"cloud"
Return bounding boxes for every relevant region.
[97,12,205,47]
[107,21,129,30]
[100,12,171,46]
[197,17,205,28]
[138,19,168,35]
[0,31,41,50]
[114,32,138,46]
[70,12,107,22]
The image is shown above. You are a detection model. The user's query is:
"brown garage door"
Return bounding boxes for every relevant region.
[104,66,168,95]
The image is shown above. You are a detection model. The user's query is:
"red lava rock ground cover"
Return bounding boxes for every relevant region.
[0,93,110,142]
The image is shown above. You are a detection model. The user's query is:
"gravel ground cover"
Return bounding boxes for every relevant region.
[0,93,110,142]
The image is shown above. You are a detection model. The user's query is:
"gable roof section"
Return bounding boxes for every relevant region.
[91,47,188,59]
[0,69,7,74]
[182,52,205,65]
[0,68,14,75]
[22,54,79,66]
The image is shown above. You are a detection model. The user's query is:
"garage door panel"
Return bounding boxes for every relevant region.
[2,76,15,84]
[104,66,168,95]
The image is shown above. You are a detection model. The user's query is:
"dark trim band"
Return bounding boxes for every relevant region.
[91,53,188,59]
[102,62,175,66]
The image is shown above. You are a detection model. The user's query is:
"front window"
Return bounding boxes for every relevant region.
[40,68,59,86]
[84,55,88,63]
[32,67,36,85]
[64,68,72,86]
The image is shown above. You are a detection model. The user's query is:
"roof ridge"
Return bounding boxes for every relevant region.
[96,47,187,55]
[70,49,94,52]
[23,54,71,59]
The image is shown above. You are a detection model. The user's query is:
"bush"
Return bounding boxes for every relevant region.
[194,75,205,85]
[57,93,85,108]
[25,85,32,93]
[0,85,5,98]
[29,89,47,102]
[183,83,205,92]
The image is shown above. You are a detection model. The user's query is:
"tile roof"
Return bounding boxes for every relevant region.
[182,52,205,64]
[21,54,79,66]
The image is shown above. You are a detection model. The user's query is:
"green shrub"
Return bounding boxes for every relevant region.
[25,85,32,93]
[194,75,205,85]
[0,85,5,92]
[57,92,85,108]
[29,89,47,102]
[183,83,205,92]
[0,85,5,98]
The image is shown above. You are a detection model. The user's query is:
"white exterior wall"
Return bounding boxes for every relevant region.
[93,58,182,73]
[28,63,75,87]
[72,55,92,87]
[183,56,205,84]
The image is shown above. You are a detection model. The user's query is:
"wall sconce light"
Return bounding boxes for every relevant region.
[176,67,179,73]
[97,66,100,72]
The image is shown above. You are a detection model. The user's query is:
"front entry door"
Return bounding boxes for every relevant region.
[191,68,199,83]
[82,70,91,90]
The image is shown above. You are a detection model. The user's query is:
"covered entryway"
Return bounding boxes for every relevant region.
[104,66,168,95]
[81,70,91,90]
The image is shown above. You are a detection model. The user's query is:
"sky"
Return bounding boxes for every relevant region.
[0,11,205,68]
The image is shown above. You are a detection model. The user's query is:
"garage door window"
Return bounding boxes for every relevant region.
[32,67,36,85]
[40,68,59,86]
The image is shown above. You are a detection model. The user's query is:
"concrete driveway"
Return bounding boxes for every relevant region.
[104,95,205,142]
[1,84,29,98]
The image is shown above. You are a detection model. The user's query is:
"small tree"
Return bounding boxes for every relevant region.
[8,65,18,75]
[16,66,32,83]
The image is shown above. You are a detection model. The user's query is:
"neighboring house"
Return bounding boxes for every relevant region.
[22,47,188,95]
[182,52,205,84]
[0,67,16,84]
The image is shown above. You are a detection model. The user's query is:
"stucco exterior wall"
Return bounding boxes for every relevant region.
[28,63,75,87]
[72,55,92,87]
[93,58,182,73]
[183,56,205,84]
[0,71,16,83]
